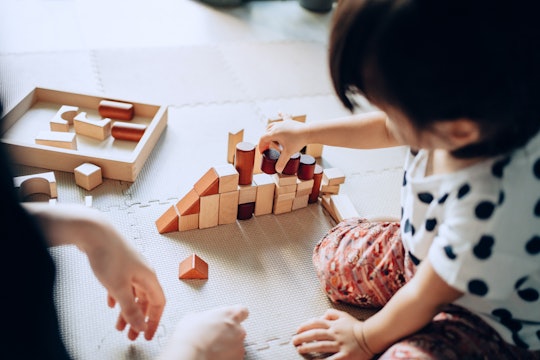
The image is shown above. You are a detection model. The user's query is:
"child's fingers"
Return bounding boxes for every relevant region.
[296,317,330,333]
[323,308,343,320]
[292,328,334,346]
[295,339,339,356]
[224,304,249,323]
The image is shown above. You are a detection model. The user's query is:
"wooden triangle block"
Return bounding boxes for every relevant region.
[194,168,219,196]
[178,254,208,280]
[155,205,179,234]
[176,188,200,215]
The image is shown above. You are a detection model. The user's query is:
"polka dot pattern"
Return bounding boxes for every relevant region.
[535,200,540,217]
[473,235,495,260]
[492,156,511,178]
[457,184,470,199]
[533,158,540,179]
[425,218,437,231]
[438,193,449,204]
[525,236,540,255]
[475,201,495,220]
[468,279,488,296]
[444,245,457,260]
[418,192,434,204]
[408,251,421,266]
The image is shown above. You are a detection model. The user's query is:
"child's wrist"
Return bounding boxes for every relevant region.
[353,321,376,358]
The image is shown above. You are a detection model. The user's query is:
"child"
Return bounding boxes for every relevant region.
[258,0,540,358]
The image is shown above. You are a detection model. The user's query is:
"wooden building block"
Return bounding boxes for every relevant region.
[296,178,315,196]
[330,194,359,222]
[50,105,78,132]
[179,213,199,231]
[178,254,208,280]
[305,143,324,158]
[111,122,146,142]
[273,197,294,214]
[235,141,256,185]
[292,194,309,210]
[214,164,239,193]
[35,131,77,150]
[320,183,341,195]
[320,195,338,223]
[253,143,263,175]
[238,183,257,204]
[13,171,57,199]
[74,162,102,191]
[309,164,324,203]
[73,112,111,140]
[155,205,179,234]
[227,128,244,164]
[275,182,297,195]
[323,168,346,185]
[253,173,275,216]
[194,168,219,196]
[199,194,219,229]
[99,100,134,120]
[218,190,239,225]
[272,173,297,186]
[176,188,200,215]
[237,202,255,220]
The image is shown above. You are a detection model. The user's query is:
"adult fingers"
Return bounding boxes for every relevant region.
[113,285,146,333]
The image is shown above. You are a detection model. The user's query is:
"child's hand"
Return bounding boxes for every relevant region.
[158,305,249,360]
[258,117,310,173]
[292,308,372,360]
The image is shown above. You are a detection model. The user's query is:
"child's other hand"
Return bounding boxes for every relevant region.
[258,117,310,173]
[158,305,249,360]
[292,308,371,360]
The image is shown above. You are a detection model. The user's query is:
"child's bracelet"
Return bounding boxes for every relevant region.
[360,324,376,357]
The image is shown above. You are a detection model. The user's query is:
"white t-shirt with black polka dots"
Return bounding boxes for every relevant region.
[401,131,540,350]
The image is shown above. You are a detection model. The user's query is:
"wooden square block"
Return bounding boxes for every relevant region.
[155,205,179,234]
[176,189,200,215]
[275,182,297,195]
[219,190,239,225]
[214,164,239,193]
[292,194,309,210]
[320,183,341,195]
[238,183,257,204]
[74,163,102,191]
[199,194,219,229]
[194,168,219,196]
[273,197,294,214]
[297,178,314,193]
[253,174,275,216]
[178,254,208,280]
[323,168,346,185]
[179,212,199,231]
[273,173,298,186]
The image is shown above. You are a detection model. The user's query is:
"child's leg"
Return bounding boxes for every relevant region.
[378,304,540,360]
[312,218,407,308]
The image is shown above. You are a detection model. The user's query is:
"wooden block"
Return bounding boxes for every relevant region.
[272,173,297,186]
[274,191,295,202]
[321,195,338,223]
[309,164,324,203]
[237,202,255,220]
[320,183,341,195]
[238,183,257,204]
[235,141,256,185]
[275,182,297,195]
[253,143,263,175]
[50,105,78,132]
[273,197,294,214]
[179,213,199,231]
[73,112,111,140]
[178,254,208,280]
[267,113,306,125]
[35,131,77,150]
[214,164,239,194]
[176,188,200,215]
[253,173,275,216]
[194,168,219,196]
[297,154,316,180]
[330,194,359,222]
[219,190,239,225]
[156,205,179,234]
[13,171,57,199]
[305,143,324,158]
[292,194,309,210]
[74,162,102,191]
[323,168,346,185]
[85,195,93,207]
[296,178,314,194]
[199,194,219,229]
[111,122,146,142]
[282,152,301,175]
[227,128,244,164]
[99,100,134,120]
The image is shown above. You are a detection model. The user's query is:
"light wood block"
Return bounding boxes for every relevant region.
[330,194,359,222]
[219,190,239,225]
[50,105,78,132]
[99,100,134,120]
[13,171,57,199]
[323,168,346,185]
[273,197,294,214]
[253,173,275,216]
[253,143,263,175]
[35,130,77,150]
[199,194,219,229]
[227,128,244,164]
[320,183,341,195]
[305,143,324,158]
[238,183,257,204]
[194,168,219,196]
[155,205,179,234]
[275,182,297,195]
[176,188,200,215]
[74,162,102,191]
[320,195,338,223]
[178,254,208,280]
[292,194,309,210]
[272,173,298,186]
[214,164,239,193]
[274,191,295,202]
[73,112,111,140]
[296,178,314,194]
[179,213,199,231]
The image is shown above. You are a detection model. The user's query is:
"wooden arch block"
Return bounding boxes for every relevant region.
[179,254,208,280]
[50,105,79,132]
[13,171,58,199]
[73,112,111,140]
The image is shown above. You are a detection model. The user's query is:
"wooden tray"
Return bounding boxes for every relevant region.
[1,87,168,182]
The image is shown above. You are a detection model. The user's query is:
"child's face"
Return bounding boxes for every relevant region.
[380,104,481,153]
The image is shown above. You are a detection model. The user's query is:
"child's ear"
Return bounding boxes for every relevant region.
[436,118,481,148]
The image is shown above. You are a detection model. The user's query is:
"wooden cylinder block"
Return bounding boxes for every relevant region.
[235,142,256,185]
[309,164,324,203]
[261,148,280,175]
[298,154,316,180]
[111,122,147,142]
[99,100,134,120]
[282,152,301,175]
[237,202,255,220]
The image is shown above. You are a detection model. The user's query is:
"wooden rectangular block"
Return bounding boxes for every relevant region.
[238,183,257,204]
[199,194,219,229]
[292,194,309,210]
[253,143,263,175]
[272,173,298,186]
[305,143,323,158]
[178,254,208,280]
[179,212,199,231]
[275,182,297,195]
[194,168,219,196]
[214,164,239,193]
[227,128,244,164]
[73,112,111,140]
[330,194,359,222]
[320,195,338,223]
[253,173,275,216]
[273,197,294,214]
[274,191,295,202]
[35,131,77,150]
[74,162,102,190]
[219,190,239,225]
[320,183,341,195]
[323,168,346,185]
[296,178,314,193]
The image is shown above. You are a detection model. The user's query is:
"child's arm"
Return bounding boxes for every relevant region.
[293,259,463,359]
[23,202,166,342]
[258,111,401,173]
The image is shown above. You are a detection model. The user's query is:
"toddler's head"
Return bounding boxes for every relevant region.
[329,0,540,157]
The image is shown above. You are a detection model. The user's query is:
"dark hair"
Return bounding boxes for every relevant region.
[329,0,540,158]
